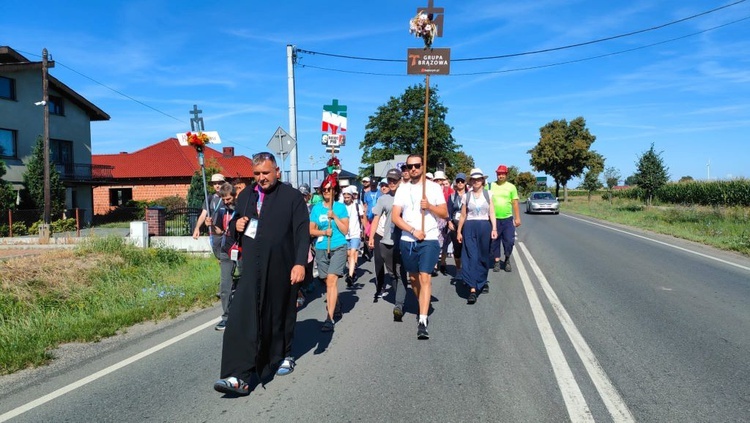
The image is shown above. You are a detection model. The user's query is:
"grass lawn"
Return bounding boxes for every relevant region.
[561,196,750,256]
[0,237,218,375]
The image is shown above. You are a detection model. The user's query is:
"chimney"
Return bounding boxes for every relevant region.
[222,147,234,157]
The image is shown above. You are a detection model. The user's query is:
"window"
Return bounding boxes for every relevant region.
[0,77,15,100]
[48,95,64,115]
[0,128,17,158]
[109,188,133,207]
[50,139,74,177]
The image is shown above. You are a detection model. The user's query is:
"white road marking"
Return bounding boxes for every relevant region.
[518,242,636,423]
[0,317,221,422]
[515,251,594,422]
[563,214,750,272]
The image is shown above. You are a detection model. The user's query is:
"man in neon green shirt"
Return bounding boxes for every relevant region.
[488,165,521,272]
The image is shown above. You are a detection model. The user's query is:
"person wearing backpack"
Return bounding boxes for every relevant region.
[456,168,497,304]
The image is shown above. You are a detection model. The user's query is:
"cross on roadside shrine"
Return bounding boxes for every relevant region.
[419,0,444,38]
[189,104,205,132]
[323,99,347,118]
[322,99,348,134]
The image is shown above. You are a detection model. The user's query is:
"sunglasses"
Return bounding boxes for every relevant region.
[405,163,422,170]
[321,187,332,192]
[455,179,465,183]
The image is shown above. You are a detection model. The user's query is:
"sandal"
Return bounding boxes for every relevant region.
[276,357,295,376]
[213,376,250,396]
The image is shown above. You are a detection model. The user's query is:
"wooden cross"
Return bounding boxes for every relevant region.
[189,104,205,132]
[419,0,444,37]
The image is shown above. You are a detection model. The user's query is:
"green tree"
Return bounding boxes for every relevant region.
[515,171,538,198]
[0,156,16,211]
[444,151,475,181]
[528,117,599,200]
[581,170,603,201]
[187,164,222,209]
[359,84,460,176]
[624,175,638,186]
[678,175,694,183]
[22,137,66,217]
[634,143,669,206]
[603,166,621,204]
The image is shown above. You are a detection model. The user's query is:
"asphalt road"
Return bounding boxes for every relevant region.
[1,211,749,422]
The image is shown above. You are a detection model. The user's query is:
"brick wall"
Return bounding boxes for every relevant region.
[93,183,190,215]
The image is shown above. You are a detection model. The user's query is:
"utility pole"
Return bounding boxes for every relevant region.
[287,45,299,187]
[42,48,51,226]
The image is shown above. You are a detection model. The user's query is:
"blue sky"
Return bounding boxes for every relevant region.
[3,0,749,184]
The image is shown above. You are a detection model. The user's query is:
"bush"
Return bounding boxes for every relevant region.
[11,221,27,236]
[152,196,187,211]
[51,218,76,233]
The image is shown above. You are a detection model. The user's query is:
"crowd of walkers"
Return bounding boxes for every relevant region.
[208,152,521,396]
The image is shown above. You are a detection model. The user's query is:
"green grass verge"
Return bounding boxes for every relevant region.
[0,236,218,375]
[561,198,750,256]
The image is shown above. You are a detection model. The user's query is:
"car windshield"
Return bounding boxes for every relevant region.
[533,193,554,200]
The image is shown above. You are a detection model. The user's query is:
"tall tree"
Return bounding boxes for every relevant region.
[515,171,538,198]
[187,164,223,209]
[581,170,603,201]
[603,166,621,204]
[634,143,669,206]
[445,151,475,182]
[528,117,599,200]
[359,84,460,176]
[624,175,638,186]
[22,137,66,218]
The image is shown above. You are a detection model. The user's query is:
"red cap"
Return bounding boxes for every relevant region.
[496,165,508,173]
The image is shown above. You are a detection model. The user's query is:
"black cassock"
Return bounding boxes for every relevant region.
[222,181,309,381]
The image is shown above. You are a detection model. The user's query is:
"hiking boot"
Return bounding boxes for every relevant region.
[504,260,512,272]
[393,307,404,322]
[493,261,501,272]
[467,292,477,304]
[417,322,429,340]
[345,275,354,287]
[482,284,489,294]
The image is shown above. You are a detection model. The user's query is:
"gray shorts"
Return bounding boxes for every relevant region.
[315,246,347,277]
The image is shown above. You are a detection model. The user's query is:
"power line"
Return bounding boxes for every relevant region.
[296,0,746,63]
[297,15,750,77]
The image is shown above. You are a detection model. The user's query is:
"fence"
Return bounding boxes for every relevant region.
[2,208,87,237]
[164,207,205,236]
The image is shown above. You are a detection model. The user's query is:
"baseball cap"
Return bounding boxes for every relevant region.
[362,176,371,182]
[469,168,484,179]
[211,173,225,182]
[379,178,388,186]
[433,170,447,180]
[455,172,467,182]
[298,183,310,195]
[425,172,434,180]
[386,168,401,180]
[496,165,508,173]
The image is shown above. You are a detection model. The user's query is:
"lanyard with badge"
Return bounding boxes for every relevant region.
[243,185,262,239]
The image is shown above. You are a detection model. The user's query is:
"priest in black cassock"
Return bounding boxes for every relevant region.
[213,152,309,396]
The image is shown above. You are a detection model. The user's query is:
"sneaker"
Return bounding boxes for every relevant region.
[417,322,429,340]
[467,292,477,304]
[439,264,447,275]
[504,260,512,272]
[345,275,354,288]
[482,284,489,294]
[215,319,227,331]
[493,261,501,272]
[276,357,295,376]
[393,307,404,322]
[431,268,439,277]
[321,319,335,332]
[333,302,343,319]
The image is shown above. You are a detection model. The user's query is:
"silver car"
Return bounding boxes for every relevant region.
[526,191,559,214]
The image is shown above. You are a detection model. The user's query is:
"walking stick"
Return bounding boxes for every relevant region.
[327,214,332,258]
[421,75,430,233]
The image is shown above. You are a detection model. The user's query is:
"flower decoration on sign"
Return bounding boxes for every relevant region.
[326,156,342,174]
[185,131,210,152]
[409,10,437,48]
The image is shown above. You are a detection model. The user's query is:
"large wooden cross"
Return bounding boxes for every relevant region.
[419,0,444,37]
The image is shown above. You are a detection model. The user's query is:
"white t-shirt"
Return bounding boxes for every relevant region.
[345,202,363,239]
[393,179,446,242]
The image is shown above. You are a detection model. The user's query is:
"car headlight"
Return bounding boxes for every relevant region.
[552,202,559,208]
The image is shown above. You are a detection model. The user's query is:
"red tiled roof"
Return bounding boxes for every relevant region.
[93,138,253,179]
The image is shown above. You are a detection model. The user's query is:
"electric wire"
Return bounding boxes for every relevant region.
[297,15,750,77]
[296,0,746,63]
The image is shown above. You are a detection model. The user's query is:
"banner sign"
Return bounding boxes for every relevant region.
[407,48,451,75]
